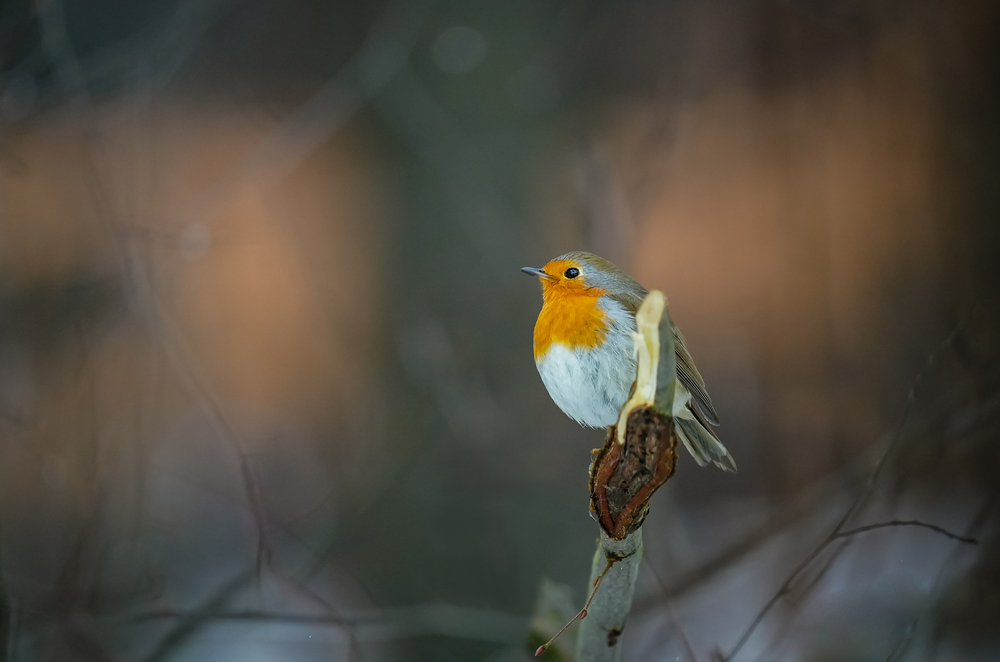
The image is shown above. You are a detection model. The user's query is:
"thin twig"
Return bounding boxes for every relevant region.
[133,603,528,645]
[834,520,978,545]
[883,491,997,662]
[35,0,278,585]
[142,568,255,662]
[534,551,632,657]
[133,609,362,625]
[721,317,968,661]
[645,561,699,662]
[266,560,367,662]
[633,434,892,615]
[788,539,851,608]
[837,320,969,531]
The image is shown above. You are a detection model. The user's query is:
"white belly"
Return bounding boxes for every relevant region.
[535,326,637,428]
[535,314,696,427]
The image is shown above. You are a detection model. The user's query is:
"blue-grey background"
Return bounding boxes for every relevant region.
[0,1,998,660]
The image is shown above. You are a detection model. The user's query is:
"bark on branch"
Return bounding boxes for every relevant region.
[575,290,678,661]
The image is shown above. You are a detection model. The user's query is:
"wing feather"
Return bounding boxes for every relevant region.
[609,290,720,426]
[672,325,721,425]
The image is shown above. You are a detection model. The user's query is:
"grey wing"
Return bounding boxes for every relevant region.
[610,290,721,426]
[672,324,721,426]
[676,407,737,472]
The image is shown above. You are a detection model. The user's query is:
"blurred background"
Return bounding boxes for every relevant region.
[1,0,999,660]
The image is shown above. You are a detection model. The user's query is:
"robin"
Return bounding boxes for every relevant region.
[522,251,736,472]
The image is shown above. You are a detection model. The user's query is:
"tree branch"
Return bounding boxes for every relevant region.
[574,291,677,661]
[574,531,644,662]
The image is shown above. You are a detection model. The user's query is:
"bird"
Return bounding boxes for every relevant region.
[522,251,736,472]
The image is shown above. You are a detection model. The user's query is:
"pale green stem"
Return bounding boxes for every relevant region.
[575,529,643,662]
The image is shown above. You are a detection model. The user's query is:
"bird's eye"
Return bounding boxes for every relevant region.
[565,267,580,279]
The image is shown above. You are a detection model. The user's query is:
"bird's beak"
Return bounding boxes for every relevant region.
[521,267,553,280]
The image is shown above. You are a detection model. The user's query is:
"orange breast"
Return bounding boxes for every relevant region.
[534,289,609,360]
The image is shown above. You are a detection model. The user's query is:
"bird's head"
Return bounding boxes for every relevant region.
[521,251,645,301]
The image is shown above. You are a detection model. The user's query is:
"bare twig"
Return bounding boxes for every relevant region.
[834,520,979,545]
[133,609,361,626]
[633,440,880,613]
[883,491,997,662]
[645,561,699,662]
[142,568,255,662]
[161,0,440,240]
[835,320,968,532]
[25,2,440,659]
[720,317,969,662]
[34,0,278,583]
[784,539,852,609]
[534,549,628,657]
[135,603,527,644]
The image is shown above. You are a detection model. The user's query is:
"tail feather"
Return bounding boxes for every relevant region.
[675,415,737,473]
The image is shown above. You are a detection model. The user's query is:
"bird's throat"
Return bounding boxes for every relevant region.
[534,289,609,360]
